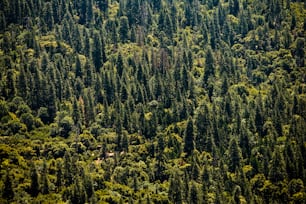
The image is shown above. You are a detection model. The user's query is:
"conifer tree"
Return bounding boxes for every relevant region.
[119,16,130,43]
[203,47,215,88]
[189,181,200,204]
[75,55,83,78]
[30,162,40,197]
[295,38,305,67]
[92,32,105,72]
[116,52,124,77]
[41,160,49,195]
[229,0,240,16]
[97,0,109,14]
[56,160,63,192]
[168,171,182,204]
[269,147,287,183]
[184,117,195,157]
[64,151,73,186]
[228,138,243,173]
[3,172,14,201]
[17,65,28,100]
[6,69,16,100]
[122,133,129,152]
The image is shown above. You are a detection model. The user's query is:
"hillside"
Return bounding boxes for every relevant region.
[0,0,305,203]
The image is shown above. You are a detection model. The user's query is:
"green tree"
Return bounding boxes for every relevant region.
[29,162,40,197]
[64,151,73,186]
[195,104,212,152]
[17,66,28,99]
[269,147,287,183]
[42,2,54,31]
[228,138,243,173]
[55,159,63,192]
[0,100,9,119]
[229,0,240,16]
[295,38,305,67]
[46,82,57,123]
[41,160,49,195]
[3,172,14,201]
[38,107,49,124]
[6,69,16,100]
[121,133,129,152]
[201,165,211,203]
[92,32,106,72]
[116,52,124,77]
[71,177,86,204]
[119,16,130,43]
[97,0,109,14]
[203,47,215,88]
[75,55,83,78]
[189,181,200,204]
[184,117,195,157]
[20,113,35,131]
[168,170,182,204]
[59,115,74,138]
[72,97,82,126]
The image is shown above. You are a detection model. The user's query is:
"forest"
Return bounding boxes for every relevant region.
[0,0,305,203]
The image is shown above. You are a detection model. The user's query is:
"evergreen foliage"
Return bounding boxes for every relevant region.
[0,0,305,203]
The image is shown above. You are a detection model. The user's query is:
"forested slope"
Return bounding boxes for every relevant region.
[0,0,305,203]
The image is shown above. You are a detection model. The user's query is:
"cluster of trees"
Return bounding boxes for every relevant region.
[0,0,305,203]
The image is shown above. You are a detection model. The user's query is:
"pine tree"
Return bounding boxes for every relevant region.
[195,104,211,152]
[295,38,305,67]
[189,181,200,204]
[203,47,215,88]
[46,82,57,123]
[41,160,49,194]
[56,160,63,192]
[268,147,287,183]
[121,133,129,152]
[6,69,16,100]
[75,55,83,78]
[83,171,94,201]
[116,52,124,77]
[72,97,81,126]
[97,0,109,14]
[229,0,240,16]
[168,171,182,204]
[64,151,73,186]
[119,16,130,43]
[17,65,28,100]
[30,162,40,197]
[92,32,106,72]
[228,138,243,173]
[43,2,54,31]
[3,172,14,201]
[184,117,195,157]
[201,165,211,203]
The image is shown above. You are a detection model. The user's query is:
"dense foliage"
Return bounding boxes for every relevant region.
[0,0,305,203]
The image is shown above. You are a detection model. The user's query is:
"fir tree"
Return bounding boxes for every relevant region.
[29,162,40,197]
[3,172,14,201]
[184,117,195,157]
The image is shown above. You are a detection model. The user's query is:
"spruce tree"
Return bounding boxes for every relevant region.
[3,172,14,201]
[6,69,16,100]
[41,160,49,195]
[30,162,40,197]
[269,147,287,183]
[168,171,182,204]
[228,138,243,173]
[184,117,195,157]
[189,181,200,204]
[119,16,130,43]
[203,47,215,88]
